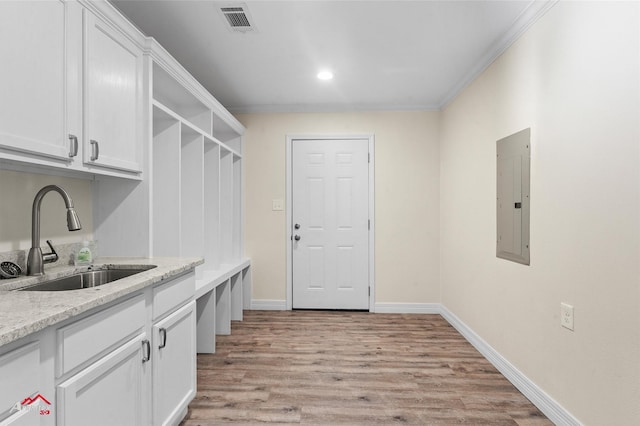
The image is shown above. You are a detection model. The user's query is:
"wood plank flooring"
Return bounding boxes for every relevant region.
[181,311,552,425]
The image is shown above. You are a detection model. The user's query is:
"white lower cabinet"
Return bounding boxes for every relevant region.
[152,301,196,426]
[0,271,197,426]
[56,334,148,426]
[53,293,149,426]
[52,272,196,425]
[0,338,54,426]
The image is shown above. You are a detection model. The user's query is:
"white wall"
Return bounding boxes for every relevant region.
[0,169,94,252]
[439,1,639,424]
[236,111,440,305]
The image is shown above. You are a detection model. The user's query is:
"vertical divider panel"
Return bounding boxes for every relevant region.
[219,148,233,263]
[196,289,216,354]
[180,124,204,278]
[242,267,252,310]
[203,138,221,271]
[230,273,243,321]
[215,280,231,335]
[232,155,242,261]
[152,107,181,257]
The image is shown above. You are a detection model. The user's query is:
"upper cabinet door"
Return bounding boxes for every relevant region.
[0,0,77,162]
[84,10,143,174]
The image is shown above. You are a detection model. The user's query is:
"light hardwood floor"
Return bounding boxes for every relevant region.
[181,311,552,425]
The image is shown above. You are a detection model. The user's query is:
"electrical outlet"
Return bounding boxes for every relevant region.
[561,303,574,331]
[272,199,284,211]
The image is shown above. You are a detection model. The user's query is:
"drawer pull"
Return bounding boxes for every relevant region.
[90,139,100,161]
[159,328,167,349]
[68,134,78,157]
[142,339,151,363]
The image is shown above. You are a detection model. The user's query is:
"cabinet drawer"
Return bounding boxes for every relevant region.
[152,272,194,321]
[0,341,41,422]
[56,294,145,377]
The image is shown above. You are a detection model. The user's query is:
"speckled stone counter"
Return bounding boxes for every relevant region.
[0,257,203,347]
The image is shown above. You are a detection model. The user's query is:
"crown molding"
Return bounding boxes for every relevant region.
[438,0,560,110]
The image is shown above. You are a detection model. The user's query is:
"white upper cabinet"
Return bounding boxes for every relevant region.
[83,9,143,174]
[0,0,76,163]
[0,0,144,178]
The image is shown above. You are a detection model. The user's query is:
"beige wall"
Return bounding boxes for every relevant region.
[0,169,94,253]
[439,2,639,424]
[236,111,440,305]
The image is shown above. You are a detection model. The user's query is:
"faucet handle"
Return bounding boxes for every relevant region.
[42,240,59,264]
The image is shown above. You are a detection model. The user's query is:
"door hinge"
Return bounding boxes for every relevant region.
[368,153,370,163]
[368,287,371,296]
[368,219,370,230]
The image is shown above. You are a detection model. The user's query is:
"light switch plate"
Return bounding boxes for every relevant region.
[272,199,284,211]
[561,303,574,331]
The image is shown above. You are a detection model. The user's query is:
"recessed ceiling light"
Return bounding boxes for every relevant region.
[317,70,333,81]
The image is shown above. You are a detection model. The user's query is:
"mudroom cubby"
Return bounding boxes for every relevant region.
[151,51,249,352]
[95,38,250,354]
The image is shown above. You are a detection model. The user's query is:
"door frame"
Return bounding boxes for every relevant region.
[285,134,375,311]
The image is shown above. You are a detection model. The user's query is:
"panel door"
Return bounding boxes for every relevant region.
[56,334,147,426]
[0,1,77,162]
[292,139,369,310]
[152,302,196,426]
[83,10,143,173]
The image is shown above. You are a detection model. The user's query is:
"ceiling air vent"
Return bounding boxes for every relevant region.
[218,3,256,33]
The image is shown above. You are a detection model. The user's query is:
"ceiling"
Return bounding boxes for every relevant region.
[111,0,553,113]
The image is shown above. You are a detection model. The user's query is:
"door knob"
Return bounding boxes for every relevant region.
[294,235,301,241]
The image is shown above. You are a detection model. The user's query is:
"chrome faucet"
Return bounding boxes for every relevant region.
[27,185,82,276]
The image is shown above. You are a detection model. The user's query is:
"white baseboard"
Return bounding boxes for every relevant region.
[250,301,442,313]
[439,305,581,426]
[250,299,287,310]
[373,303,441,314]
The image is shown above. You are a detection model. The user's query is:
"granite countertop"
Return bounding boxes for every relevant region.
[0,257,203,347]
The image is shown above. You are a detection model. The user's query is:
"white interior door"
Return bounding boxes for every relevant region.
[292,138,370,310]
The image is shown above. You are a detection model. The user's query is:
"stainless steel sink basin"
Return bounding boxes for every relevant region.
[19,266,157,291]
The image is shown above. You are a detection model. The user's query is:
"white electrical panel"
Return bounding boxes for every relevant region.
[496,128,530,265]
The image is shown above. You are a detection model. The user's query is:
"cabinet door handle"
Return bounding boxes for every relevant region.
[142,339,151,363]
[90,139,100,161]
[159,328,167,349]
[68,134,78,158]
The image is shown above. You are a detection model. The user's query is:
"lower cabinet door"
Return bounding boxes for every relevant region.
[153,301,196,426]
[0,341,41,425]
[56,334,147,426]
